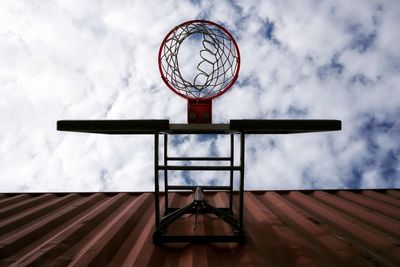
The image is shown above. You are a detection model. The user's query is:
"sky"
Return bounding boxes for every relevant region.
[0,0,399,192]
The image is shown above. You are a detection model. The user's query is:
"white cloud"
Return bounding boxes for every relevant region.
[0,0,399,192]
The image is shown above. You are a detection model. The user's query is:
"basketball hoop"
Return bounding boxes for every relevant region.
[158,20,240,123]
[57,19,342,245]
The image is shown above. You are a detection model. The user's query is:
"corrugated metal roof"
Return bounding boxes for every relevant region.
[0,190,399,266]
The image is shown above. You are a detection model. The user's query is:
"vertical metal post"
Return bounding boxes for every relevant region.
[239,132,245,230]
[154,132,160,228]
[229,133,234,214]
[164,133,168,213]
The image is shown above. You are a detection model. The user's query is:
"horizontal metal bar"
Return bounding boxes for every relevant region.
[167,185,230,191]
[158,165,241,171]
[167,157,231,161]
[153,234,246,244]
[166,207,231,215]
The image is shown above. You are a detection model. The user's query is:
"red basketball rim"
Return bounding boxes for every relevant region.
[158,20,241,101]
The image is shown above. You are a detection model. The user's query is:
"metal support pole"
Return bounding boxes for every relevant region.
[154,132,160,228]
[239,132,245,230]
[194,187,204,202]
[229,134,234,214]
[164,134,168,213]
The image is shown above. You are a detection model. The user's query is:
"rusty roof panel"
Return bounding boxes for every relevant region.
[0,190,399,267]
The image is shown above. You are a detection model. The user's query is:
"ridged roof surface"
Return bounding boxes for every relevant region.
[0,190,399,266]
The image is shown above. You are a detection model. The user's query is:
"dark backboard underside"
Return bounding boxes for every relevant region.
[57,119,341,134]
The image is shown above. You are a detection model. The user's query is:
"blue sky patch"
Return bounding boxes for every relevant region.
[379,149,399,187]
[262,20,274,40]
[350,73,372,86]
[348,24,377,53]
[317,56,344,80]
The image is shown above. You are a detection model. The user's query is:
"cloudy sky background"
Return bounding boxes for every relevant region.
[0,0,399,192]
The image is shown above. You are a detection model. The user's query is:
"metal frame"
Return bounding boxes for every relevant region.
[153,131,246,244]
[56,119,341,245]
